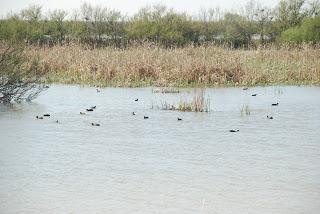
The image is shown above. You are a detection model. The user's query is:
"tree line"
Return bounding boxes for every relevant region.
[0,0,319,48]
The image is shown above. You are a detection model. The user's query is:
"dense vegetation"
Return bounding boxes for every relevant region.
[27,43,320,87]
[0,0,319,93]
[0,0,319,47]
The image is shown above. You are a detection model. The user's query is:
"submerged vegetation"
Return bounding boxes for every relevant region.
[152,87,180,93]
[240,104,251,115]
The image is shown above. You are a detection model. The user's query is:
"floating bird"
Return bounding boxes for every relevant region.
[229,129,239,132]
[86,108,94,112]
[243,87,249,90]
[267,116,273,119]
[135,98,139,102]
[251,94,257,96]
[90,106,96,109]
[96,89,100,93]
[91,123,100,126]
[177,117,182,121]
[132,112,136,115]
[144,116,149,119]
[55,120,59,123]
[43,114,50,117]
[272,103,279,106]
[36,116,44,119]
[80,112,86,115]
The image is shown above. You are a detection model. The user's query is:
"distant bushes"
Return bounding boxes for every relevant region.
[0,1,319,47]
[280,16,320,43]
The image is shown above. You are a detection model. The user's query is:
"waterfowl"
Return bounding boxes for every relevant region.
[132,112,136,115]
[144,116,149,119]
[91,123,100,126]
[96,89,101,93]
[251,94,257,96]
[135,98,139,102]
[229,129,239,132]
[267,115,273,119]
[243,87,249,90]
[36,116,44,119]
[55,120,59,123]
[86,108,94,112]
[272,103,279,106]
[80,112,86,115]
[90,106,96,109]
[43,114,50,117]
[177,117,182,121]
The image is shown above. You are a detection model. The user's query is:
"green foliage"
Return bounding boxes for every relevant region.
[280,16,320,42]
[0,1,319,47]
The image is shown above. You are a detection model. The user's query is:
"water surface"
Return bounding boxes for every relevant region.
[0,85,319,214]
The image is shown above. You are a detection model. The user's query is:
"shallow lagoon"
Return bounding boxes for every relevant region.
[0,85,319,214]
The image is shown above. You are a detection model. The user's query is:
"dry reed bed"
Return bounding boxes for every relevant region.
[27,44,320,87]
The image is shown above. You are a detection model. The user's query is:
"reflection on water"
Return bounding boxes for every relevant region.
[0,85,320,214]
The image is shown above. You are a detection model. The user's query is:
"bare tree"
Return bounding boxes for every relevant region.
[20,5,42,22]
[49,9,68,41]
[0,43,47,104]
[80,2,122,40]
[275,0,307,30]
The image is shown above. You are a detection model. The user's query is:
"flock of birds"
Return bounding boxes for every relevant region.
[228,87,279,133]
[35,87,279,132]
[35,90,182,126]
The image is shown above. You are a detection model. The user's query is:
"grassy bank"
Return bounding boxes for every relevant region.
[26,43,320,87]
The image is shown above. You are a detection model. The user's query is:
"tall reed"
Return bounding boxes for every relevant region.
[25,43,320,87]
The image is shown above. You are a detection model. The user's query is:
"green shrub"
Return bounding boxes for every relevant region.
[280,16,320,43]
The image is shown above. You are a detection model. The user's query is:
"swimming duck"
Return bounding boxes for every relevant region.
[86,108,94,112]
[90,106,96,109]
[272,103,279,106]
[267,115,274,119]
[96,89,100,93]
[177,117,182,121]
[132,112,136,115]
[43,114,50,117]
[36,116,44,119]
[135,98,139,102]
[229,129,239,132]
[243,87,249,90]
[144,116,149,119]
[55,120,59,123]
[91,123,100,126]
[251,94,257,96]
[80,112,86,115]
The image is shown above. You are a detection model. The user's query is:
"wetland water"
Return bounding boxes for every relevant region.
[0,85,320,214]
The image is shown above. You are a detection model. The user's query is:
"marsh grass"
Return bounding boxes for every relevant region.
[24,43,320,87]
[159,90,210,112]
